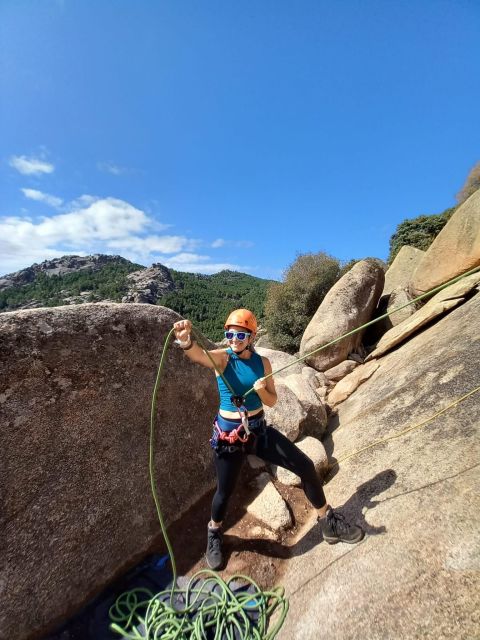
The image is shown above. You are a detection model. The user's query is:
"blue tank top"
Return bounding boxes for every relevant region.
[217,348,265,412]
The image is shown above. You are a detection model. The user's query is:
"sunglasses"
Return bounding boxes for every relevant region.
[224,330,251,341]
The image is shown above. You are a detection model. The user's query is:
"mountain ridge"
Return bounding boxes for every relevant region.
[0,254,273,340]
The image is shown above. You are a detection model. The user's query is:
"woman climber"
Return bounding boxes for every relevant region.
[173,308,364,570]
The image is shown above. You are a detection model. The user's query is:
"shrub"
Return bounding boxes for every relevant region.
[264,252,341,353]
[388,207,455,264]
[456,161,480,205]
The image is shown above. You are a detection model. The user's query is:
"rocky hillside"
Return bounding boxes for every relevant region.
[0,255,273,340]
[0,254,145,307]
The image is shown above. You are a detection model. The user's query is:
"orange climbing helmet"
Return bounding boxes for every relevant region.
[224,308,258,333]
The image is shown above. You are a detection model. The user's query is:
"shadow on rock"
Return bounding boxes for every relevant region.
[223,534,291,564]
[289,468,397,557]
[223,469,397,562]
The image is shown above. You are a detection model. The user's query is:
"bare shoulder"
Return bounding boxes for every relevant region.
[209,347,230,356]
[209,348,230,369]
[260,355,272,374]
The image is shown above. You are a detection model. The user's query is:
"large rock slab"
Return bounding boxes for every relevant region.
[365,286,418,346]
[383,245,425,295]
[122,263,175,303]
[283,373,328,438]
[255,346,304,378]
[0,304,218,640]
[254,333,274,349]
[264,380,304,441]
[324,360,359,382]
[367,271,480,360]
[385,286,418,327]
[274,437,328,486]
[246,473,292,531]
[279,292,480,639]
[300,260,384,371]
[411,189,480,295]
[327,360,380,406]
[301,365,320,392]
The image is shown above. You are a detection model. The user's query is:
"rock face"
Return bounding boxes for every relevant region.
[324,360,359,382]
[254,332,274,349]
[0,303,218,640]
[411,189,480,295]
[122,263,175,303]
[300,260,385,371]
[255,347,305,378]
[279,291,480,640]
[283,373,328,438]
[264,380,304,441]
[367,270,480,360]
[247,473,292,530]
[301,365,319,392]
[365,286,418,345]
[384,286,418,327]
[383,245,425,296]
[327,360,380,406]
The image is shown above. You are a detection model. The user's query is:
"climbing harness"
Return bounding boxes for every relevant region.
[109,264,479,639]
[212,421,249,445]
[230,396,251,435]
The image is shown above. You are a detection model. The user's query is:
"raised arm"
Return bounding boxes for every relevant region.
[173,319,228,371]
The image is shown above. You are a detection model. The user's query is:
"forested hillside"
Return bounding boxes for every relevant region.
[158,269,270,339]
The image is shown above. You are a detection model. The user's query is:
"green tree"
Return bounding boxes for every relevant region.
[264,252,341,354]
[388,207,455,264]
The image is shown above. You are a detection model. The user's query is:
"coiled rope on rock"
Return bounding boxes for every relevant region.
[109,265,479,639]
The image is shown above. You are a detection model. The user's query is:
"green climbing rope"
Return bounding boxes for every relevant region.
[109,328,289,640]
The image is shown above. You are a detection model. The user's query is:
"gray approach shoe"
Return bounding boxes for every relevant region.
[206,525,224,570]
[318,507,365,544]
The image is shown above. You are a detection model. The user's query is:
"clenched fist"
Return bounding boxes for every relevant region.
[253,377,267,392]
[173,319,192,343]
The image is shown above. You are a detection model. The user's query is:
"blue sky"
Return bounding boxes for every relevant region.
[1,1,479,280]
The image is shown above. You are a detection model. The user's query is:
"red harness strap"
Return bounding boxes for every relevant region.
[214,422,250,444]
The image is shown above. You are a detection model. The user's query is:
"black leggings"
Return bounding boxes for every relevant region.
[211,426,327,523]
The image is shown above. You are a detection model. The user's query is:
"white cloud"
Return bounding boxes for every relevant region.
[107,235,188,254]
[165,252,210,264]
[21,188,63,208]
[211,238,254,249]
[0,195,252,276]
[2,198,149,247]
[9,155,54,175]
[161,252,249,274]
[97,162,129,175]
[69,194,98,208]
[0,238,67,273]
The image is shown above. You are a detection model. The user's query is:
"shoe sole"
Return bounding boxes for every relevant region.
[324,531,365,545]
[205,555,224,571]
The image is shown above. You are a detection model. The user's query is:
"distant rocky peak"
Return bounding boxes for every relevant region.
[0,254,134,291]
[123,264,175,304]
[37,254,125,275]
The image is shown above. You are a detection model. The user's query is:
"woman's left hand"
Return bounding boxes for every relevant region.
[253,377,267,392]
